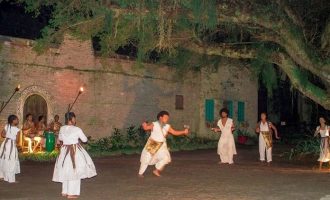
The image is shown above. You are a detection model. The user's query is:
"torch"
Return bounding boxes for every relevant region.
[0,84,20,114]
[68,87,84,112]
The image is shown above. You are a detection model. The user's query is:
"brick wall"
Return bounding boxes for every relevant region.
[0,35,257,139]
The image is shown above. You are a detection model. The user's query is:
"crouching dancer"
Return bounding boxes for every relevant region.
[52,112,97,199]
[139,111,189,177]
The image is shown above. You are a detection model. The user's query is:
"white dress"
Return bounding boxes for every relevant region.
[52,125,97,182]
[317,126,330,162]
[0,125,20,182]
[217,118,237,164]
[140,122,171,167]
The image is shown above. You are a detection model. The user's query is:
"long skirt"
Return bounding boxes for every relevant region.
[0,138,20,182]
[218,133,237,164]
[52,144,97,182]
[318,137,330,162]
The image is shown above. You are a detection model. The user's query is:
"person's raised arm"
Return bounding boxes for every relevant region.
[168,127,189,136]
[142,122,154,131]
[271,123,280,139]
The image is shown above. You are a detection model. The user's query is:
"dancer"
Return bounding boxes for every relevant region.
[212,108,237,164]
[139,111,189,177]
[52,112,96,199]
[0,115,20,183]
[255,112,280,165]
[314,116,330,170]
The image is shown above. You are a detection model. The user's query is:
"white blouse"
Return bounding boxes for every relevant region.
[260,121,271,132]
[317,126,329,138]
[150,121,170,142]
[59,125,87,145]
[4,125,20,140]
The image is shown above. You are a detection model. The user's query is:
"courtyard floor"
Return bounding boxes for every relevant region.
[0,145,329,200]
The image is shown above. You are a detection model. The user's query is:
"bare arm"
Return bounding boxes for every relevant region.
[255,124,260,133]
[314,126,320,137]
[142,122,154,131]
[168,127,189,136]
[1,129,5,138]
[270,123,280,139]
[231,122,235,132]
[211,127,221,132]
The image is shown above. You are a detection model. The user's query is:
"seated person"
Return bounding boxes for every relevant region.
[35,115,47,149]
[48,115,62,146]
[22,114,36,153]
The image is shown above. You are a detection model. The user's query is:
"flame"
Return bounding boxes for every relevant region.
[80,87,84,92]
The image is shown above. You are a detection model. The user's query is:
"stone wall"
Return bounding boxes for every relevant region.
[0,35,257,139]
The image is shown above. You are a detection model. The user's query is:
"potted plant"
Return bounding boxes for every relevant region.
[236,129,250,144]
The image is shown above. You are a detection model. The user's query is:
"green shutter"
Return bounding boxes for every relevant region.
[205,99,215,122]
[238,101,245,122]
[227,100,233,118]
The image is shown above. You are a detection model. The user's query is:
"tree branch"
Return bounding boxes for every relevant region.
[183,42,330,109]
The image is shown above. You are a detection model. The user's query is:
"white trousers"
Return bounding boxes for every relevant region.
[138,159,168,175]
[259,134,272,162]
[0,170,15,183]
[62,179,81,195]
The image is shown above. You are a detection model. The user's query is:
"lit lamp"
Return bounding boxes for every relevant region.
[0,84,20,114]
[68,87,84,112]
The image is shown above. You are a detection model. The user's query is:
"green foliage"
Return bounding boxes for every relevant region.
[251,44,279,97]
[19,150,59,162]
[289,136,320,160]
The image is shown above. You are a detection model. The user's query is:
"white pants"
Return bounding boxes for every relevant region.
[138,159,168,175]
[62,179,81,195]
[0,170,15,183]
[259,135,272,162]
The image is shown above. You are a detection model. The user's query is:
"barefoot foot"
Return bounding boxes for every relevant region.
[67,195,79,199]
[153,170,161,177]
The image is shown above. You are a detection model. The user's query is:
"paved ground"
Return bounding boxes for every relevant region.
[0,145,329,200]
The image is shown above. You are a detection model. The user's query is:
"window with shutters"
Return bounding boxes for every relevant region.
[205,99,215,122]
[175,95,184,110]
[237,101,245,122]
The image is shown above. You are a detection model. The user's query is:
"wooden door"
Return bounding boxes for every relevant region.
[23,94,47,124]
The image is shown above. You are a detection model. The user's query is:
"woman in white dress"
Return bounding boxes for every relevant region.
[139,111,189,177]
[0,115,20,183]
[212,108,237,164]
[53,112,97,199]
[314,116,330,170]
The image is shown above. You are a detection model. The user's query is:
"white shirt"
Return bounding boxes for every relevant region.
[59,125,87,145]
[150,121,170,142]
[317,126,329,137]
[260,121,271,132]
[4,125,20,141]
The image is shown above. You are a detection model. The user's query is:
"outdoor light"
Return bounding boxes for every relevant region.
[0,84,21,114]
[68,86,85,112]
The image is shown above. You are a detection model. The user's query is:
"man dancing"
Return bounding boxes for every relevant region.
[139,111,189,177]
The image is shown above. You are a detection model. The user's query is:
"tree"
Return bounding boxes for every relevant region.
[3,0,330,109]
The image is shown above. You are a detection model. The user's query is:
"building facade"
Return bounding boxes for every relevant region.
[0,35,258,139]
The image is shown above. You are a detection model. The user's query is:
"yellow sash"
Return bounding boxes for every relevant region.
[145,139,163,155]
[261,131,272,149]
